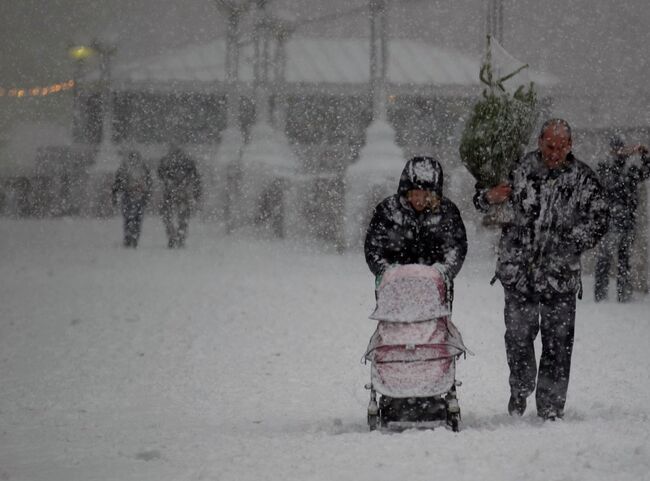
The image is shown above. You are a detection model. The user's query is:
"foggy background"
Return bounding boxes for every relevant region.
[2,0,650,127]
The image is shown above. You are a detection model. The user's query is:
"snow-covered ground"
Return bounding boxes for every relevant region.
[1,218,649,481]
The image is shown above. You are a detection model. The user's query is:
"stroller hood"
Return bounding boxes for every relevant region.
[370,264,450,322]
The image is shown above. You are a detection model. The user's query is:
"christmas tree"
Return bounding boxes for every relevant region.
[459,36,538,188]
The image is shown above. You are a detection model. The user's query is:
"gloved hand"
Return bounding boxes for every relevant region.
[375,263,394,289]
[432,263,453,309]
[432,262,448,280]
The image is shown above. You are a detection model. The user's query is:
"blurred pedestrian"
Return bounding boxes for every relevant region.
[594,135,650,302]
[112,150,153,248]
[157,143,202,248]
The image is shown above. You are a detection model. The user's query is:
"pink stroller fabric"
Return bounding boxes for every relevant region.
[365,264,468,397]
[370,264,450,322]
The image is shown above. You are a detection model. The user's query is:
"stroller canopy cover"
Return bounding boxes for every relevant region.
[370,264,450,322]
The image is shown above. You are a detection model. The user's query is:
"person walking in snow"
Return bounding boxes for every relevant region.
[594,135,650,303]
[112,150,153,248]
[474,119,608,420]
[364,156,468,304]
[157,143,202,248]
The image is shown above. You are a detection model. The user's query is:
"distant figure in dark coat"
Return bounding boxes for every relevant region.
[594,135,650,302]
[157,144,202,248]
[364,156,468,304]
[474,119,608,420]
[112,150,153,248]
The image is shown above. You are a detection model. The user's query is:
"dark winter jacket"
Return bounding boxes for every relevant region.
[597,152,650,232]
[158,148,202,203]
[112,157,153,208]
[475,150,608,295]
[364,157,468,280]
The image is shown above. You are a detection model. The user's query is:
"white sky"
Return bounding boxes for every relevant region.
[2,0,649,92]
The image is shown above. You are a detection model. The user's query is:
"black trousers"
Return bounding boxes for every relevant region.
[122,201,145,247]
[161,192,191,247]
[503,288,576,415]
[594,229,635,302]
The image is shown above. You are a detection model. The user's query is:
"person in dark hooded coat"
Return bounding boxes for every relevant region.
[594,135,650,302]
[364,156,468,301]
[474,119,608,421]
[112,150,153,248]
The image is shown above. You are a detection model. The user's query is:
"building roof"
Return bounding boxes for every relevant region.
[107,37,557,92]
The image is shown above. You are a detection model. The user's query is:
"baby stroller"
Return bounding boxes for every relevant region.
[363,264,470,432]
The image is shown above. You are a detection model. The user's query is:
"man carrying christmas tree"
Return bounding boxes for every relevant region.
[474,119,609,420]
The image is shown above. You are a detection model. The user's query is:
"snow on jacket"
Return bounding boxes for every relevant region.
[475,150,608,295]
[364,157,468,280]
[112,157,153,206]
[597,151,650,232]
[157,148,202,202]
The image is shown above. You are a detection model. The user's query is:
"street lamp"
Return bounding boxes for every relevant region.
[67,41,116,145]
[68,44,96,143]
[369,0,388,122]
[239,0,299,238]
[70,40,119,217]
[214,0,252,230]
[68,45,95,62]
[86,40,117,174]
[344,0,403,249]
[486,0,504,44]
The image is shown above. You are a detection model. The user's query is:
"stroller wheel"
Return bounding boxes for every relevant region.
[445,386,461,432]
[367,390,379,431]
[448,412,461,432]
[368,413,379,431]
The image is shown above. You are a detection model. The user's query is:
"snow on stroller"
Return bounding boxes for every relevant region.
[363,264,470,432]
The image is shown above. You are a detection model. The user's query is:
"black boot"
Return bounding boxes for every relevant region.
[508,394,527,416]
[538,406,564,421]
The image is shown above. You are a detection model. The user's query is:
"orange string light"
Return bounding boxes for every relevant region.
[0,80,75,98]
